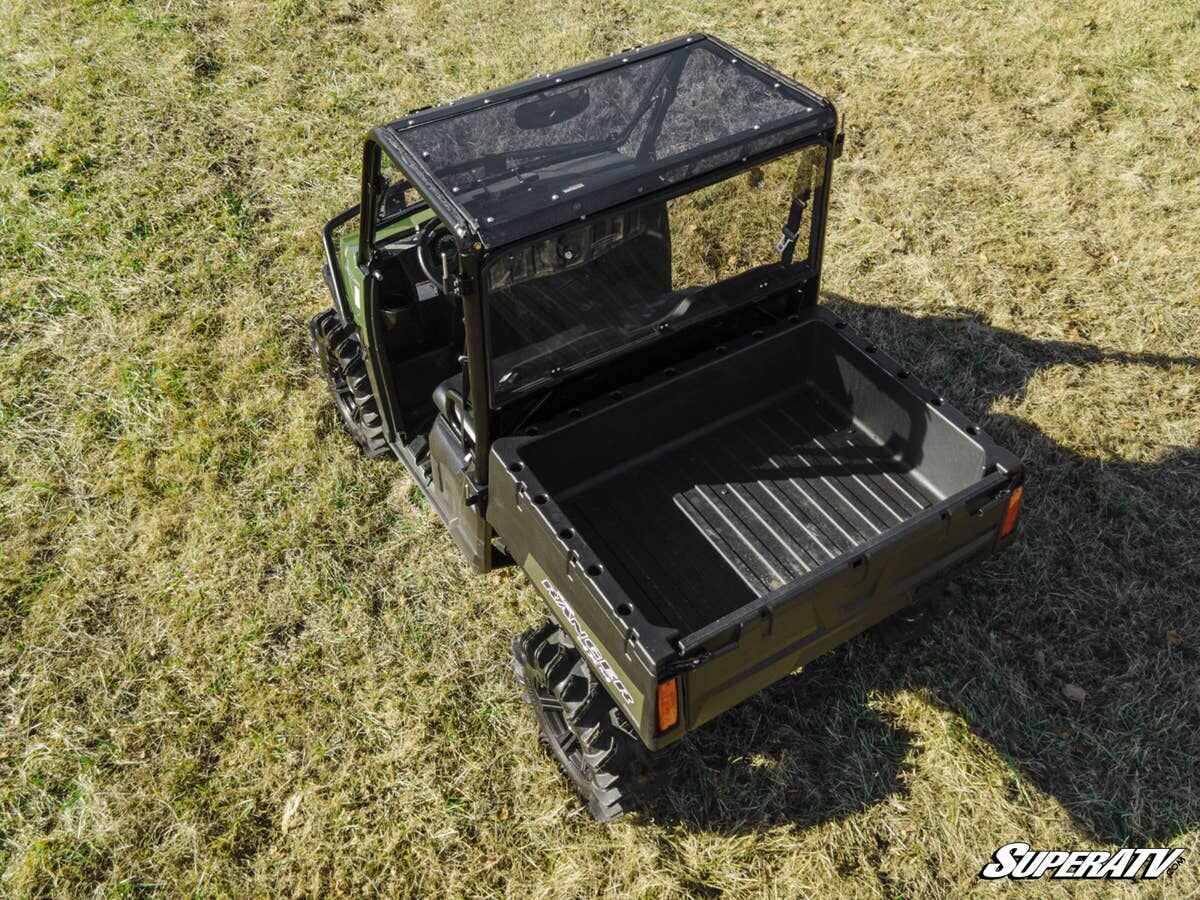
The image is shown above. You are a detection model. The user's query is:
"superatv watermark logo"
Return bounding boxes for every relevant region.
[541,578,636,708]
[980,842,1184,881]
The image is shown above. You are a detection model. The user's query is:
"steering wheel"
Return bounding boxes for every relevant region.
[416,218,460,291]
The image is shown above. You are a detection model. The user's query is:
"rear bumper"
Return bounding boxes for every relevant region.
[680,521,1011,732]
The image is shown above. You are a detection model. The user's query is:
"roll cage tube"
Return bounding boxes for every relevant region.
[323,203,360,322]
[357,139,384,269]
[799,115,841,308]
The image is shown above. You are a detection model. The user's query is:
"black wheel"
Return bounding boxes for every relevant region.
[309,308,392,459]
[512,621,658,822]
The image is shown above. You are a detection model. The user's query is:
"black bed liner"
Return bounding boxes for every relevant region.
[561,385,938,635]
[489,307,1017,654]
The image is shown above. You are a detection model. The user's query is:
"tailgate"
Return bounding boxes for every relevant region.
[679,471,1020,731]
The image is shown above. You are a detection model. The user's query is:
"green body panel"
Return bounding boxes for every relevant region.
[333,208,437,331]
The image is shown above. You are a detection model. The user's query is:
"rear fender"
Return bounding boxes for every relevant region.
[487,443,683,750]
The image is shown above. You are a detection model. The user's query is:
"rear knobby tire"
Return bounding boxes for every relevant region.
[309,308,392,459]
[512,621,657,822]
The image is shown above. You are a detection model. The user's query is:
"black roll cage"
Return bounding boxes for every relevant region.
[349,35,842,498]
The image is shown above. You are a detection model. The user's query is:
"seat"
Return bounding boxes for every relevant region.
[432,372,464,420]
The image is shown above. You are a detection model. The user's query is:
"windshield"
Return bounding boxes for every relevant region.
[484,143,827,402]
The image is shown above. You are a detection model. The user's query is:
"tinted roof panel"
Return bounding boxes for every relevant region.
[380,35,835,246]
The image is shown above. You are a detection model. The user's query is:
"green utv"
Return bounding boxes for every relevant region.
[310,35,1026,821]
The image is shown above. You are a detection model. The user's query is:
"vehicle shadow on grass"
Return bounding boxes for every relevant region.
[640,297,1200,843]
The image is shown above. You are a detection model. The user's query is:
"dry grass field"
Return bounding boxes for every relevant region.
[2,0,1198,896]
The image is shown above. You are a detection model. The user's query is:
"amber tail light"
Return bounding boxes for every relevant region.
[656,678,679,733]
[1000,485,1024,538]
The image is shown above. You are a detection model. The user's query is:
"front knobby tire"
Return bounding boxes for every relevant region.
[309,308,392,459]
[512,621,658,822]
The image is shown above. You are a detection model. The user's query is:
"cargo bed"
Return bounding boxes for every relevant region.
[494,308,1009,627]
[559,385,940,635]
[487,307,1021,743]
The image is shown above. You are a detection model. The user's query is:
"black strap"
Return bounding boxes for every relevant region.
[777,165,815,266]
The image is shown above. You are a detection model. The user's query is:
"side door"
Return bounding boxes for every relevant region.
[357,154,463,444]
